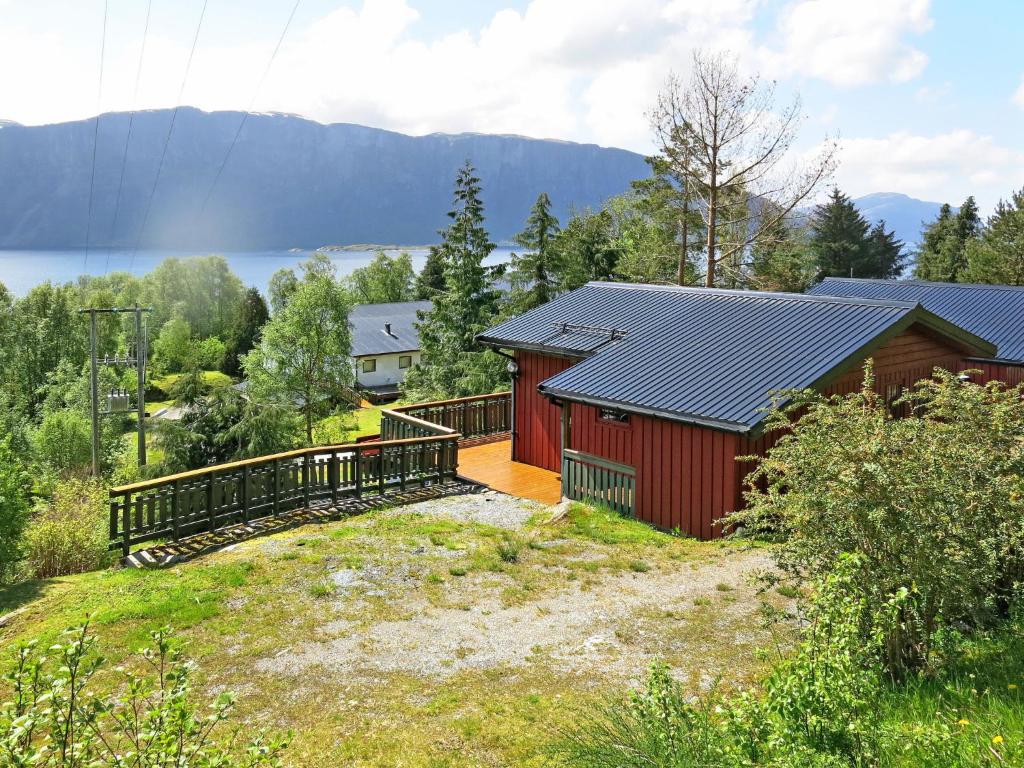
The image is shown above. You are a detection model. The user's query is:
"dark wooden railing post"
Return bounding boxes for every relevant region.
[241,464,250,523]
[206,471,216,534]
[330,450,340,505]
[171,479,181,541]
[272,458,281,515]
[378,448,385,496]
[354,445,363,498]
[303,452,311,509]
[121,496,131,557]
[399,443,407,492]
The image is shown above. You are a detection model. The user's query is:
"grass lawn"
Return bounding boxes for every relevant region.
[0,498,782,767]
[317,406,384,442]
[151,370,233,395]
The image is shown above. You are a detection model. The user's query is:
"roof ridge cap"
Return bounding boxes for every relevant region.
[585,281,918,309]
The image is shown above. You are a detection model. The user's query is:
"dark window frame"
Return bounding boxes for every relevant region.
[361,358,377,374]
[398,354,412,369]
[597,407,630,426]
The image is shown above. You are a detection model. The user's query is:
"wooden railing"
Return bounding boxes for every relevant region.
[390,391,512,441]
[561,449,636,517]
[108,428,459,556]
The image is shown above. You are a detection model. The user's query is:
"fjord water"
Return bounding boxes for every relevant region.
[0,247,516,296]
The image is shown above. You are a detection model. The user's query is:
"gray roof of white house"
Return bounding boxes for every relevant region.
[808,277,1024,362]
[350,300,431,357]
[478,282,995,433]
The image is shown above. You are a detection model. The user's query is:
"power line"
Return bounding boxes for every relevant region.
[82,0,109,275]
[128,0,209,275]
[197,0,302,224]
[105,0,153,276]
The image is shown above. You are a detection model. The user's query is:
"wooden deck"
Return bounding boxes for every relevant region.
[457,439,562,505]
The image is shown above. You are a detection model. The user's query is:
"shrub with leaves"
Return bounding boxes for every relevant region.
[0,622,289,767]
[730,366,1024,675]
[23,478,110,579]
[0,437,32,583]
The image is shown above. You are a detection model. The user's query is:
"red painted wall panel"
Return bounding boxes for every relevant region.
[968,361,1024,387]
[565,402,739,538]
[512,350,575,471]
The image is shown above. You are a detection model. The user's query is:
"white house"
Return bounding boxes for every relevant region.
[350,300,431,401]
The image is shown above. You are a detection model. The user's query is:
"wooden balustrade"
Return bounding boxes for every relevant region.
[561,449,636,517]
[390,391,511,441]
[108,431,459,556]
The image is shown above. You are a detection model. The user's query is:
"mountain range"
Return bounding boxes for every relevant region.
[0,108,944,251]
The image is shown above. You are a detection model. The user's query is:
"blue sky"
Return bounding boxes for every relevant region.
[1,0,1021,210]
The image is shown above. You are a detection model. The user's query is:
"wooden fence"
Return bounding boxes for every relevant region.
[391,391,511,441]
[561,449,636,517]
[108,428,458,556]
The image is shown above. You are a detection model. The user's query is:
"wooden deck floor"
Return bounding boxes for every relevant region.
[457,439,562,505]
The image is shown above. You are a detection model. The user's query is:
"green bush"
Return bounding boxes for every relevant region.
[194,336,227,371]
[730,367,1024,675]
[0,438,32,583]
[0,622,289,766]
[23,478,109,579]
[31,408,93,476]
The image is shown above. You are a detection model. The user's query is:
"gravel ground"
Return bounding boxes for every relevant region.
[373,488,547,530]
[253,491,776,686]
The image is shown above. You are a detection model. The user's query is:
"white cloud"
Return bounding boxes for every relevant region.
[760,0,932,86]
[0,0,932,152]
[1014,74,1024,109]
[831,130,1024,210]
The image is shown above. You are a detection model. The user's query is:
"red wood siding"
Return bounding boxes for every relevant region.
[823,325,967,397]
[512,350,574,471]
[569,403,738,538]
[514,323,993,540]
[968,361,1024,387]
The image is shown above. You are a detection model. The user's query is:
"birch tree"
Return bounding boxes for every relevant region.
[650,51,837,287]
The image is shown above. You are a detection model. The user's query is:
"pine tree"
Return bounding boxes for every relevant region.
[809,188,871,278]
[405,162,504,398]
[507,193,561,312]
[914,197,981,282]
[964,188,1024,285]
[865,220,905,280]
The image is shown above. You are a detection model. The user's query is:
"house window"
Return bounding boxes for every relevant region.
[598,407,629,424]
[362,359,377,374]
[885,383,905,418]
[399,355,412,369]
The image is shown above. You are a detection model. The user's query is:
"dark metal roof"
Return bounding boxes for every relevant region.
[479,282,995,433]
[350,300,432,357]
[808,277,1024,362]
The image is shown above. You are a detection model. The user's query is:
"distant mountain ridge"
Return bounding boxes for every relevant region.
[0,108,947,252]
[851,192,946,250]
[0,108,649,250]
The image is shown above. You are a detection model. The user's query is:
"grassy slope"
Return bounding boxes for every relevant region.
[0,505,773,767]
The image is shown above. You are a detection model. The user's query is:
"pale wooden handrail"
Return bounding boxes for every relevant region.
[110,432,459,496]
[390,391,511,413]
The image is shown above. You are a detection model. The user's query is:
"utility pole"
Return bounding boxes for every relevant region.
[80,305,153,476]
[88,310,101,477]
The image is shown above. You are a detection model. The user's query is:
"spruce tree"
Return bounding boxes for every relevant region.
[223,288,270,377]
[415,246,446,299]
[865,220,906,280]
[508,193,561,312]
[914,197,981,282]
[809,188,871,278]
[964,188,1024,285]
[405,162,504,398]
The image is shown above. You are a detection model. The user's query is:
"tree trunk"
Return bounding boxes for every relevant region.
[705,180,717,287]
[305,408,313,443]
[678,202,689,286]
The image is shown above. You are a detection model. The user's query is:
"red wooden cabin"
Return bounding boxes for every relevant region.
[479,282,998,539]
